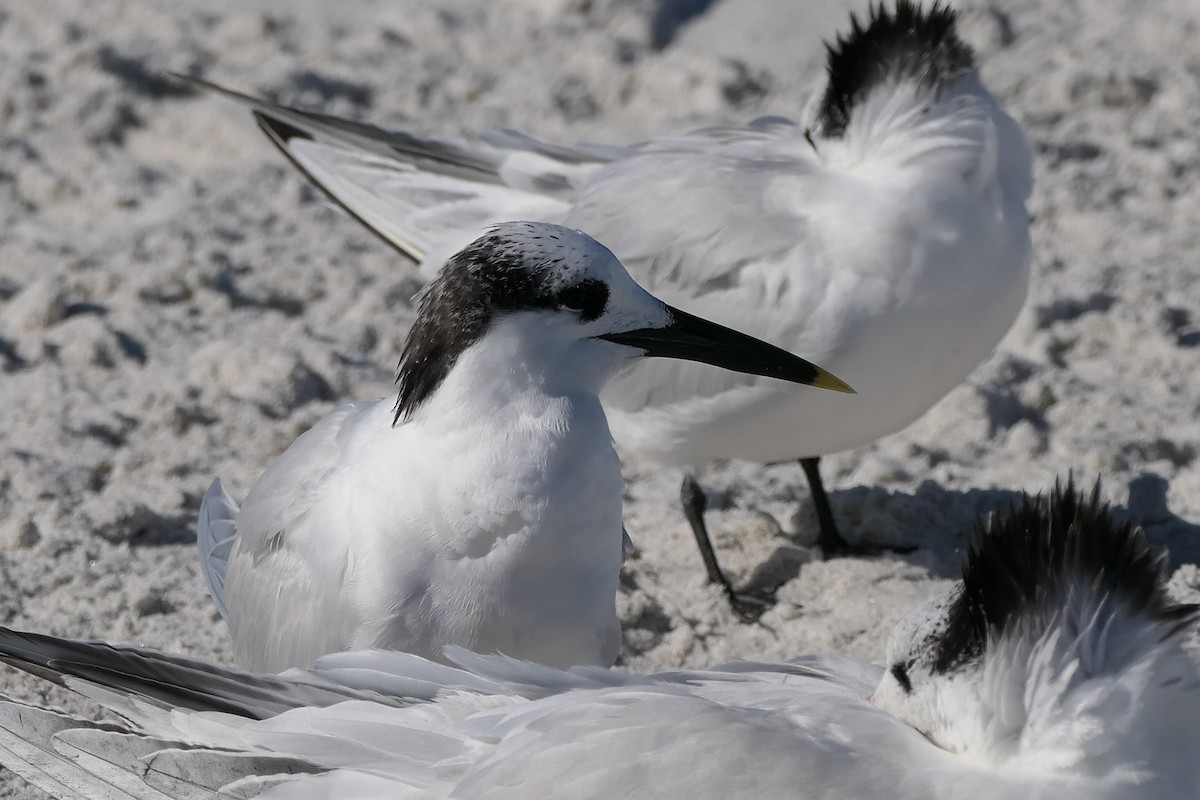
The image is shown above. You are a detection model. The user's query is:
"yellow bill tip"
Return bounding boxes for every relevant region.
[811,367,856,394]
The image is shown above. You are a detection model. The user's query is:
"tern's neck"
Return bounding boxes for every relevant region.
[930,609,1200,784]
[409,317,618,427]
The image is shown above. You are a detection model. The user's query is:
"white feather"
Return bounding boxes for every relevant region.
[196,478,239,621]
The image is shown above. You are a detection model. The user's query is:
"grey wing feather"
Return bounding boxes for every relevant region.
[220,402,379,671]
[46,729,188,800]
[196,478,239,621]
[783,653,886,695]
[0,700,127,800]
[0,627,397,722]
[137,747,324,796]
[188,73,819,306]
[58,732,325,800]
[232,402,367,556]
[177,74,504,182]
[0,627,905,800]
[0,698,325,799]
[186,76,598,268]
[481,128,630,165]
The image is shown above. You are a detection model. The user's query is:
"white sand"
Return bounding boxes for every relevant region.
[2,0,1199,794]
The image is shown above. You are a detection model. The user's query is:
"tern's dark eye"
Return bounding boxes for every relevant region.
[555,279,609,322]
[890,661,914,695]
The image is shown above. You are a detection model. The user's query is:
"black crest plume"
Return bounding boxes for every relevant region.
[818,1,975,138]
[932,477,1199,674]
[394,233,550,424]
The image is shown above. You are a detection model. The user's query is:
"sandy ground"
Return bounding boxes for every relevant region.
[2,0,1199,795]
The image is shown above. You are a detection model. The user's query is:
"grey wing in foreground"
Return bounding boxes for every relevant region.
[705,653,885,697]
[0,697,323,800]
[0,630,479,798]
[0,628,393,720]
[196,478,239,622]
[0,627,928,800]
[0,701,115,800]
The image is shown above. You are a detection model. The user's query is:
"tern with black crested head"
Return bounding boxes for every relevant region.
[197,221,848,672]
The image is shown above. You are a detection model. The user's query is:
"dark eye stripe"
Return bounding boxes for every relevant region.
[556,279,609,322]
[891,662,913,694]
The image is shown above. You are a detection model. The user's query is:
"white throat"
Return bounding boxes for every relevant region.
[412,314,627,426]
[391,316,628,668]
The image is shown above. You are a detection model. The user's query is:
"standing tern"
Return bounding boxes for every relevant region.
[196,221,849,673]
[182,0,1033,617]
[2,479,1196,799]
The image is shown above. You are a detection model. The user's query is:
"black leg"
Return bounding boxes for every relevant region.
[681,473,772,621]
[799,457,915,558]
[681,473,722,585]
[800,456,853,556]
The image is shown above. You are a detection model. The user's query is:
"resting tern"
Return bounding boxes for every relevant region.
[2,479,1196,799]
[195,221,849,672]
[182,0,1033,617]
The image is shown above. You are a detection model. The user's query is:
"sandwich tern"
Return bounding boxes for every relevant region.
[1,479,1195,799]
[182,0,1033,617]
[196,221,849,672]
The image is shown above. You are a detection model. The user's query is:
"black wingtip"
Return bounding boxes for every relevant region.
[932,476,1199,674]
[253,110,316,146]
[817,1,975,139]
[0,626,402,721]
[166,72,263,105]
[153,71,202,97]
[247,109,429,265]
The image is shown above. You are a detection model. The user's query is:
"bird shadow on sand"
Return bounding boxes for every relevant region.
[737,481,1025,604]
[95,509,199,547]
[1122,472,1200,569]
[738,472,1200,607]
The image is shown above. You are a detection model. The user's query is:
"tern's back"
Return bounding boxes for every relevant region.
[589,59,1032,465]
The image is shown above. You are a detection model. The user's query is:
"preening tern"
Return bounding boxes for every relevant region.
[2,479,1195,799]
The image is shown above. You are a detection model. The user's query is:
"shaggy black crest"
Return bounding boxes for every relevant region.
[393,229,610,423]
[931,477,1199,674]
[817,1,975,138]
